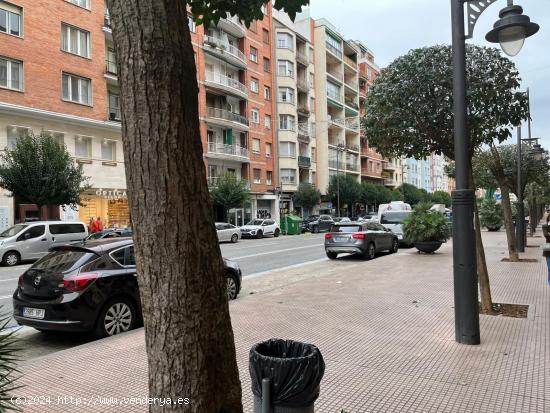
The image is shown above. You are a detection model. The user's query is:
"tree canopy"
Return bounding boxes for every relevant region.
[364,45,529,161]
[0,130,90,208]
[431,191,452,207]
[209,172,250,212]
[327,175,362,212]
[293,183,321,211]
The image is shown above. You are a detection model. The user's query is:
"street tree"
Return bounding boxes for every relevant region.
[400,183,430,206]
[364,45,529,313]
[431,191,452,207]
[0,131,90,216]
[105,1,309,412]
[293,183,321,216]
[210,173,250,222]
[327,175,362,217]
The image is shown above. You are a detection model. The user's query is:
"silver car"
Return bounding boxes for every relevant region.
[215,223,241,243]
[324,222,399,260]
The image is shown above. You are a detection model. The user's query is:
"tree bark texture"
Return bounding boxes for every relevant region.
[106,1,243,412]
[469,170,493,313]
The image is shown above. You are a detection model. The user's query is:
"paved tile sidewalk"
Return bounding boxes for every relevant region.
[13,230,549,412]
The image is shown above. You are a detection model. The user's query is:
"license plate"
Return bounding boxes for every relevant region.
[22,307,45,319]
[334,236,348,242]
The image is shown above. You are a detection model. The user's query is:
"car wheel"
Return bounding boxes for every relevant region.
[274,229,280,237]
[231,234,239,243]
[2,251,20,267]
[94,298,136,338]
[256,230,263,239]
[226,273,239,300]
[391,239,399,253]
[363,243,376,260]
[326,251,338,260]
[312,225,319,233]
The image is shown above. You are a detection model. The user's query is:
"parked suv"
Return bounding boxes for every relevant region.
[306,215,334,233]
[240,219,280,239]
[0,221,88,266]
[13,239,242,337]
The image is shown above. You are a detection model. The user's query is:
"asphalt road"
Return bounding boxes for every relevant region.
[1,233,329,359]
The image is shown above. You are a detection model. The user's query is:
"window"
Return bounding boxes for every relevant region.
[49,223,86,234]
[262,28,270,44]
[250,77,258,93]
[252,138,260,154]
[45,131,65,146]
[326,81,341,101]
[280,169,296,184]
[101,139,116,161]
[6,125,30,148]
[187,15,196,32]
[279,114,295,131]
[266,143,272,158]
[251,109,260,124]
[249,46,258,63]
[277,32,293,50]
[253,169,261,184]
[0,2,22,37]
[108,92,121,121]
[0,56,23,91]
[279,142,296,157]
[263,57,271,73]
[66,0,90,9]
[267,171,273,185]
[264,115,271,129]
[111,246,135,267]
[264,86,270,100]
[62,73,92,105]
[326,33,342,58]
[278,87,295,104]
[277,60,294,77]
[311,147,316,163]
[61,23,90,58]
[19,225,45,241]
[75,135,92,159]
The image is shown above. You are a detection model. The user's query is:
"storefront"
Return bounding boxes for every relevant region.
[78,188,130,229]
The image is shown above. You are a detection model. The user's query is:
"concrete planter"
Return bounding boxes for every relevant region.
[414,241,443,254]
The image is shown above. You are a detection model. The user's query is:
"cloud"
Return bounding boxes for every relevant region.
[310,0,550,148]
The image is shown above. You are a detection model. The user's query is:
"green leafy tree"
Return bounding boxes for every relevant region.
[360,183,380,209]
[105,1,309,411]
[327,175,362,216]
[363,45,529,313]
[292,183,321,216]
[431,191,452,207]
[479,198,503,231]
[210,173,250,221]
[0,131,90,214]
[399,183,429,206]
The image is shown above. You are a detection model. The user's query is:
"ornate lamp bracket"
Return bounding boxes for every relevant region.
[465,0,499,39]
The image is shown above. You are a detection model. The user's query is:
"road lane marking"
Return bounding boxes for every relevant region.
[0,278,18,282]
[0,295,13,300]
[245,257,329,278]
[229,243,324,260]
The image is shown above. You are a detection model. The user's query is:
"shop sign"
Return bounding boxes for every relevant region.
[95,189,128,200]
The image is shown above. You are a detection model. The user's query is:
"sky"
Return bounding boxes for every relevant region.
[310,0,550,148]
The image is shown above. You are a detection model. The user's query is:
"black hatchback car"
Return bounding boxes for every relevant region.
[13,239,242,338]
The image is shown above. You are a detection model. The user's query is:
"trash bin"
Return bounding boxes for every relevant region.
[249,338,325,413]
[283,215,303,235]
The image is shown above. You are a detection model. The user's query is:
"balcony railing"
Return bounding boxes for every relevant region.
[345,117,360,131]
[384,179,398,186]
[205,71,247,95]
[345,79,359,90]
[328,159,345,169]
[345,100,359,110]
[346,144,360,152]
[384,161,397,171]
[344,55,358,69]
[206,106,249,126]
[207,142,249,159]
[297,105,310,115]
[298,156,311,168]
[326,42,343,59]
[346,163,359,172]
[327,90,342,103]
[208,176,250,188]
[105,59,117,75]
[297,78,308,91]
[296,51,308,66]
[203,35,246,64]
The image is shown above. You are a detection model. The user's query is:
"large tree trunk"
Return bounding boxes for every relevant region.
[500,185,519,261]
[469,171,493,313]
[106,2,242,412]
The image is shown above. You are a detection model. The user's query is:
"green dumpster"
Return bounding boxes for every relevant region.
[281,215,303,235]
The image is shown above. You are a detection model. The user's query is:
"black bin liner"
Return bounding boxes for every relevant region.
[249,338,325,408]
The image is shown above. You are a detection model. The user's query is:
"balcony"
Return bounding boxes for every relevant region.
[296,51,308,66]
[204,72,247,99]
[104,59,118,84]
[297,77,308,92]
[384,161,397,171]
[345,117,360,131]
[328,159,345,169]
[203,35,247,69]
[343,55,358,70]
[346,144,359,153]
[297,105,310,116]
[328,117,345,129]
[205,106,249,131]
[327,90,343,106]
[346,163,359,172]
[298,156,311,169]
[345,79,359,90]
[208,176,250,188]
[344,99,359,111]
[384,178,398,188]
[326,42,343,59]
[207,142,250,162]
[217,16,246,38]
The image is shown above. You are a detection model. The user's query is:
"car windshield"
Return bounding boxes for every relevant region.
[331,225,362,233]
[86,232,107,240]
[247,220,264,226]
[32,249,97,273]
[381,212,411,224]
[0,224,28,237]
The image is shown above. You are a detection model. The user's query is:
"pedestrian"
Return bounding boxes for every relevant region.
[96,217,104,232]
[542,220,550,285]
[88,217,94,233]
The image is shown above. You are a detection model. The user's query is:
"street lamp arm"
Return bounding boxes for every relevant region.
[465,0,499,39]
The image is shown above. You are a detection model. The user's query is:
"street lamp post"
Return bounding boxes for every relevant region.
[450,0,538,345]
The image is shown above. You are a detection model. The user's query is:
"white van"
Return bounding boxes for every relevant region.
[0,221,88,266]
[377,201,412,222]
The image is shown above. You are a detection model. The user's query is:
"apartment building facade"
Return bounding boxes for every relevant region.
[313,19,361,198]
[271,9,317,216]
[404,155,450,193]
[0,0,279,228]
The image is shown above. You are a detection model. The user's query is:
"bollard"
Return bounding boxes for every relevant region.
[262,378,271,413]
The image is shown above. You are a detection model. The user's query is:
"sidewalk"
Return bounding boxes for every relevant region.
[14,230,549,412]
